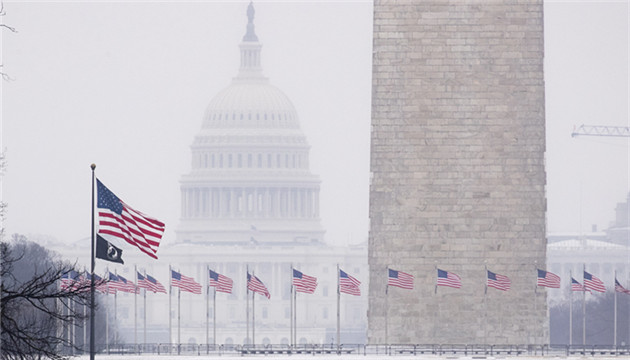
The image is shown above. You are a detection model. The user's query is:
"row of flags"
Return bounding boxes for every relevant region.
[388,268,630,294]
[60,270,166,294]
[570,272,630,294]
[67,265,630,298]
[385,268,512,291]
[62,267,361,298]
[385,268,510,291]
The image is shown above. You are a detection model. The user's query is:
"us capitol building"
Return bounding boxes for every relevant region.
[78,3,367,347]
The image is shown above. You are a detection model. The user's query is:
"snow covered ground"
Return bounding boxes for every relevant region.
[73,355,623,360]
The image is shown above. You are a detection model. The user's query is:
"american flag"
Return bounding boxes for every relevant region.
[571,277,590,293]
[137,272,151,292]
[106,272,122,294]
[247,273,270,299]
[171,270,202,294]
[97,179,165,259]
[83,271,107,293]
[209,270,233,294]
[537,269,561,288]
[584,271,606,293]
[60,270,81,290]
[437,268,461,289]
[487,270,510,291]
[292,269,317,294]
[388,268,414,290]
[615,279,630,295]
[339,269,361,296]
[146,274,167,293]
[117,274,138,293]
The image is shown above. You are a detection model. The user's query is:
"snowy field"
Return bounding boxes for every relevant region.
[72,356,625,360]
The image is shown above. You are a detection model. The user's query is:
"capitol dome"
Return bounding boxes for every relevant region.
[203,83,300,130]
[201,2,300,131]
[177,2,324,246]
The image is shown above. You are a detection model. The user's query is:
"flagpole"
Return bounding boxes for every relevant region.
[569,270,573,346]
[134,264,137,351]
[82,270,87,355]
[105,267,110,355]
[82,268,87,353]
[583,264,586,346]
[83,301,87,353]
[206,264,210,353]
[168,264,172,350]
[252,271,256,346]
[533,263,537,345]
[614,270,618,347]
[105,292,109,354]
[143,270,147,350]
[89,164,96,360]
[114,269,119,352]
[290,264,294,347]
[484,264,488,345]
[178,275,181,355]
[385,265,389,346]
[292,279,297,345]
[434,265,438,294]
[336,264,340,353]
[246,265,249,345]
[628,273,630,349]
[71,299,75,356]
[213,285,217,348]
[57,293,62,354]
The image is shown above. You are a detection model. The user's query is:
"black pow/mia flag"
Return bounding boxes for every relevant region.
[96,234,124,264]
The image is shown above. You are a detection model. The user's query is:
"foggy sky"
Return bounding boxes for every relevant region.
[1,1,628,250]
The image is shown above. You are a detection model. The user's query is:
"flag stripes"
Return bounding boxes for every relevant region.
[339,269,360,296]
[292,269,317,294]
[138,272,166,293]
[388,268,414,290]
[487,270,510,291]
[437,269,461,289]
[171,270,202,294]
[60,271,81,290]
[537,269,561,288]
[146,274,167,293]
[247,273,270,299]
[97,179,165,259]
[209,270,233,294]
[116,274,138,293]
[83,271,107,294]
[584,271,606,293]
[571,277,590,293]
[615,278,630,295]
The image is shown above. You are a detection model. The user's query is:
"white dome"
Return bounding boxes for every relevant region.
[202,81,300,130]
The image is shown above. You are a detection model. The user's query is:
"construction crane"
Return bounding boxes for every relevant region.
[571,124,630,138]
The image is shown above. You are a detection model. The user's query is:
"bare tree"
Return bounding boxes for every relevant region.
[1,237,104,360]
[0,2,16,81]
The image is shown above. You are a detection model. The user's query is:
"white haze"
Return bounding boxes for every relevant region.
[1,1,628,251]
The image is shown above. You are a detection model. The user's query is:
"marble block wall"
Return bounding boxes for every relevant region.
[368,0,547,345]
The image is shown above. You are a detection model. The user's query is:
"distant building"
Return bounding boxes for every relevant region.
[547,193,630,305]
[547,237,629,302]
[608,193,630,246]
